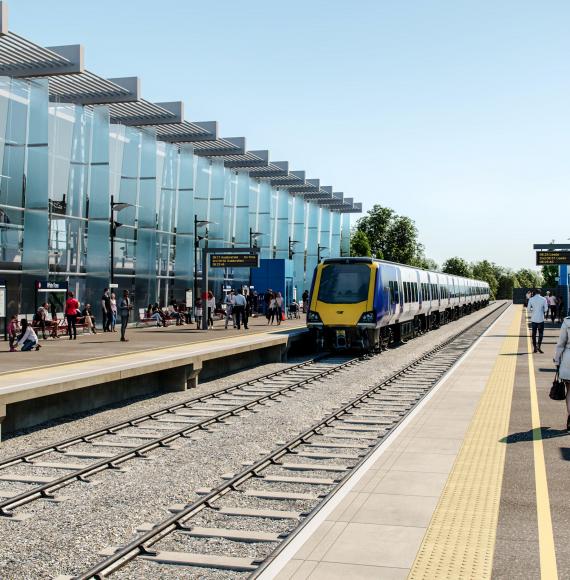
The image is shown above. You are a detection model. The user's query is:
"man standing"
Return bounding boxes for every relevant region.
[233,289,247,330]
[528,288,548,353]
[101,288,112,332]
[119,289,132,342]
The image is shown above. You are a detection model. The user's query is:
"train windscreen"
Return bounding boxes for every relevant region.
[317,263,370,304]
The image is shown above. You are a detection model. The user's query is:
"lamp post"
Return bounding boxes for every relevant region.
[317,244,328,263]
[194,215,212,308]
[249,228,263,289]
[288,237,300,260]
[110,195,134,286]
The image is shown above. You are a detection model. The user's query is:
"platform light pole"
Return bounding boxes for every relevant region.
[249,228,263,289]
[194,215,212,308]
[110,195,134,286]
[288,237,300,260]
[317,244,328,263]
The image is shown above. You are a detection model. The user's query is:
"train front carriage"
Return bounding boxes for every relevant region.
[307,258,387,351]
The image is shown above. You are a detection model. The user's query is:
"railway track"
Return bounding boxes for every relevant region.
[69,301,507,580]
[0,355,362,519]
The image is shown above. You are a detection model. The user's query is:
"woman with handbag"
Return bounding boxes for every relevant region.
[553,315,570,429]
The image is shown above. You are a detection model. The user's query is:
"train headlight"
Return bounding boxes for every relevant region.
[358,311,376,324]
[307,310,322,323]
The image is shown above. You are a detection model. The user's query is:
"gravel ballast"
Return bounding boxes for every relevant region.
[0,303,507,579]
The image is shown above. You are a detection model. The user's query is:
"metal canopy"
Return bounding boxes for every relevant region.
[109,100,184,126]
[249,161,289,178]
[224,150,269,169]
[193,137,246,157]
[0,0,361,213]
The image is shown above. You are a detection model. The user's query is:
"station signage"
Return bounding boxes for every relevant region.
[536,251,570,266]
[209,254,259,269]
[35,280,69,291]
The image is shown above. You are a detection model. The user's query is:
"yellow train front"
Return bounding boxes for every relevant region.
[306,257,382,351]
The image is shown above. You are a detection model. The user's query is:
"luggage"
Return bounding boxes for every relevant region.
[549,369,566,401]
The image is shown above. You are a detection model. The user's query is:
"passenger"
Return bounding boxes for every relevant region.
[275,292,284,325]
[233,288,248,330]
[302,289,309,313]
[17,318,41,351]
[268,293,277,325]
[81,304,97,334]
[101,288,112,332]
[207,291,215,329]
[524,289,531,308]
[264,289,272,316]
[110,292,118,332]
[65,291,80,340]
[547,292,557,324]
[34,302,49,340]
[224,290,235,329]
[553,314,570,430]
[119,289,132,342]
[195,298,203,329]
[7,315,19,352]
[527,288,548,353]
[152,303,167,327]
[557,295,565,323]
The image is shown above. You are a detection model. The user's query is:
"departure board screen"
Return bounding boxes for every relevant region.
[536,251,570,266]
[209,254,259,268]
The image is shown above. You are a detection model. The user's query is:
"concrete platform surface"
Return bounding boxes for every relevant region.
[266,305,570,580]
[0,316,303,375]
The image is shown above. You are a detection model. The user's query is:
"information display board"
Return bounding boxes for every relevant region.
[209,254,259,268]
[536,251,570,266]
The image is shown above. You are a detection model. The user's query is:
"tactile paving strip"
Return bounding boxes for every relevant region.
[408,307,522,579]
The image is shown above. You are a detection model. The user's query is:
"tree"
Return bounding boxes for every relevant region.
[442,257,473,278]
[385,215,422,265]
[356,205,424,265]
[350,230,372,257]
[496,272,519,300]
[542,265,558,287]
[472,260,498,299]
[516,268,543,289]
[355,205,394,259]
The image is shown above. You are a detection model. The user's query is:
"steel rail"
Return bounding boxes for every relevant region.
[74,301,507,580]
[0,355,360,517]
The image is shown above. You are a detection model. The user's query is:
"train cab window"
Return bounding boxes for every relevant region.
[317,263,370,304]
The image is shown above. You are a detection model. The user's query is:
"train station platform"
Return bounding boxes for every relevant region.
[267,304,570,580]
[0,317,306,438]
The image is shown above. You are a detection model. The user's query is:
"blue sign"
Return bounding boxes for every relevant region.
[35,280,69,291]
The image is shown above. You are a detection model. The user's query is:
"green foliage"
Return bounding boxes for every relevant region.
[515,268,543,289]
[472,260,499,299]
[350,230,372,257]
[442,257,473,278]
[542,264,558,287]
[355,204,423,265]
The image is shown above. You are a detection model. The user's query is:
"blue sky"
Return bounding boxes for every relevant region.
[13,1,570,269]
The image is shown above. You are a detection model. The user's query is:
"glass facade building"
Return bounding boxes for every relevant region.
[0,9,361,322]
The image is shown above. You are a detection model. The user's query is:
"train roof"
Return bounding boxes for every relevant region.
[321,257,490,286]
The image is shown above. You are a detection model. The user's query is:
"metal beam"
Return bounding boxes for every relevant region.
[157,120,217,143]
[0,2,7,36]
[0,42,84,77]
[533,244,570,250]
[249,161,289,178]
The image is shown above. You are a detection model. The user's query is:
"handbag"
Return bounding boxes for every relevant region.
[549,368,566,401]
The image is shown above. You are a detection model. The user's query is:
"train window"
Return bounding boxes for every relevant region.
[317,263,370,304]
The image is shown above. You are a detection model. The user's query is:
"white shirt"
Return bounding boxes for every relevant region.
[548,296,557,306]
[528,294,548,323]
[207,297,216,309]
[18,326,38,346]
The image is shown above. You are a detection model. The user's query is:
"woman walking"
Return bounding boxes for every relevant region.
[268,293,277,325]
[554,314,570,430]
[275,292,284,325]
[207,291,215,329]
[65,291,80,340]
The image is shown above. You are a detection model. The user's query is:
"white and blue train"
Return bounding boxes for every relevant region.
[307,257,490,350]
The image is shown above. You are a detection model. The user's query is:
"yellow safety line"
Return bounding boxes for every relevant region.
[526,319,559,579]
[408,306,521,580]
